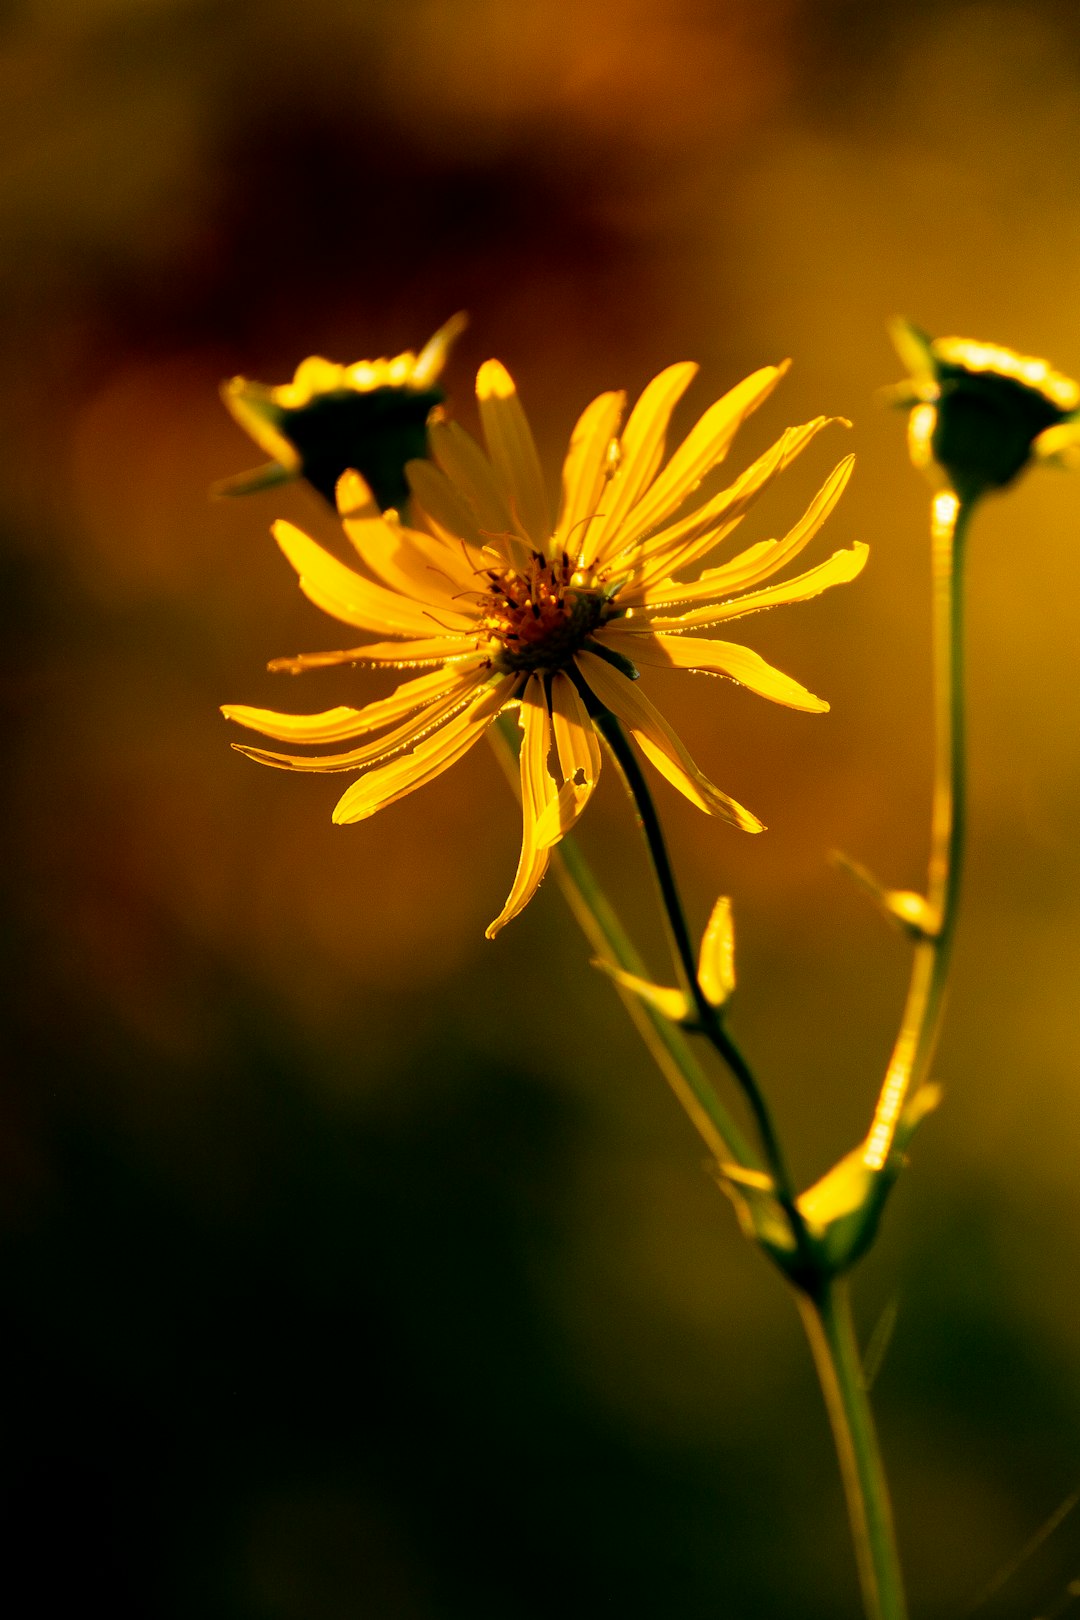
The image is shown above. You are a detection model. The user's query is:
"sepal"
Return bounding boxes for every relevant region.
[590,960,691,1023]
[833,852,939,940]
[697,896,736,1007]
[795,1082,942,1274]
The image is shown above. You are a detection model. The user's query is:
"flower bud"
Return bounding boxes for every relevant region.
[214,313,467,510]
[887,320,1080,501]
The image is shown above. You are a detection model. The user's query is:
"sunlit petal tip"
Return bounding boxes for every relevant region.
[476,358,517,399]
[888,317,936,384]
[334,467,379,519]
[411,311,468,388]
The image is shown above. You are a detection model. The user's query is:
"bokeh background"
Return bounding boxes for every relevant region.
[4,1,1080,1614]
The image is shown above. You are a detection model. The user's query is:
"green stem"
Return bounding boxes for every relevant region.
[489,715,757,1168]
[864,492,972,1172]
[797,1280,908,1620]
[590,707,803,1224]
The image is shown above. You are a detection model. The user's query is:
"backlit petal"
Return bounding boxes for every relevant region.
[428,418,530,568]
[274,519,469,636]
[580,363,698,564]
[332,676,518,822]
[266,636,483,673]
[626,416,840,587]
[230,680,487,772]
[629,454,855,611]
[405,458,492,557]
[553,390,625,553]
[605,363,789,554]
[534,670,601,846]
[477,360,553,549]
[575,649,763,830]
[637,543,868,631]
[222,661,487,742]
[336,471,478,611]
[486,675,558,936]
[598,630,828,711]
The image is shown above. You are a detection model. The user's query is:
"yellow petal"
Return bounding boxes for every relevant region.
[336,471,478,612]
[411,311,469,388]
[219,379,301,469]
[574,649,763,831]
[598,630,828,712]
[222,661,487,743]
[698,896,736,1007]
[553,390,625,554]
[604,363,789,554]
[428,418,531,569]
[477,359,553,549]
[267,636,484,673]
[230,679,486,772]
[274,519,466,637]
[405,458,490,554]
[639,543,869,632]
[628,416,841,587]
[580,363,698,564]
[486,675,558,936]
[332,676,518,822]
[533,670,601,846]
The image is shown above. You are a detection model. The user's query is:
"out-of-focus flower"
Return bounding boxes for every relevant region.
[887,320,1080,500]
[224,358,865,936]
[214,314,467,509]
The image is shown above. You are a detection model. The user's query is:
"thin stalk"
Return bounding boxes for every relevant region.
[864,492,972,1172]
[797,1280,908,1620]
[591,707,804,1229]
[488,716,757,1168]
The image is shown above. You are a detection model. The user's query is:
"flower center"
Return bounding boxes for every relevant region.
[481,551,608,671]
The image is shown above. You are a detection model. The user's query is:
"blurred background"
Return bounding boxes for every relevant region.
[4,0,1080,1614]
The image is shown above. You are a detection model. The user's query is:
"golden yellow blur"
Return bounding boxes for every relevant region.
[6,3,1080,1617]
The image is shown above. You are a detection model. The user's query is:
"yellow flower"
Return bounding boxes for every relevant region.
[224,358,866,936]
[215,313,467,509]
[888,320,1080,500]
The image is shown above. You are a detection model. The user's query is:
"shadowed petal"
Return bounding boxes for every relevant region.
[477,360,553,549]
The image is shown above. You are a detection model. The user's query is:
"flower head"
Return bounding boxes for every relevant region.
[888,320,1080,500]
[224,357,866,936]
[215,313,467,509]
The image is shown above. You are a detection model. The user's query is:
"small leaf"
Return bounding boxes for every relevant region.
[698,896,736,1007]
[714,1163,797,1258]
[591,959,690,1023]
[832,852,938,940]
[211,461,297,499]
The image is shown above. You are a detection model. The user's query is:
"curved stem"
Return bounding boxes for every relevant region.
[591,707,803,1221]
[797,1280,908,1620]
[488,716,757,1169]
[864,492,971,1171]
